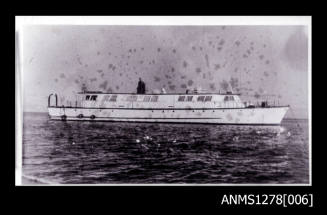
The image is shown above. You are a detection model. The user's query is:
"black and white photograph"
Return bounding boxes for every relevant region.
[15,16,311,185]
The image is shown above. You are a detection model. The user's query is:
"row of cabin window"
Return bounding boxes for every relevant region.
[85,95,158,102]
[125,95,158,102]
[85,95,234,102]
[178,95,213,102]
[85,95,117,102]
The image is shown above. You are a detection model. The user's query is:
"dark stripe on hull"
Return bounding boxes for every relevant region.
[49,116,281,126]
[49,118,281,126]
[48,106,289,111]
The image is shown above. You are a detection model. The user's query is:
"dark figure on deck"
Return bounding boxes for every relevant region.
[137,78,146,94]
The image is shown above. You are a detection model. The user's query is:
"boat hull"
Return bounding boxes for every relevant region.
[48,106,289,125]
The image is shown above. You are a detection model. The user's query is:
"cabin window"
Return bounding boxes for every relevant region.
[109,95,117,102]
[224,95,235,101]
[143,95,151,102]
[186,96,193,102]
[127,95,138,102]
[178,96,185,102]
[90,95,97,101]
[85,95,90,100]
[204,96,212,102]
[150,95,158,102]
[197,96,205,102]
[103,95,110,101]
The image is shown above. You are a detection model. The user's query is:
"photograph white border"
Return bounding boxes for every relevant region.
[15,16,312,186]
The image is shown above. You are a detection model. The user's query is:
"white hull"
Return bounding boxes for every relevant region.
[48,106,289,125]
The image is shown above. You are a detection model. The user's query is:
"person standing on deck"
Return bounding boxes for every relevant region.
[137,78,146,94]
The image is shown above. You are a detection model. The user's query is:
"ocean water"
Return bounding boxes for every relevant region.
[21,112,309,184]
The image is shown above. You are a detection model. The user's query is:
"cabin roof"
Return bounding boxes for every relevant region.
[77,91,241,96]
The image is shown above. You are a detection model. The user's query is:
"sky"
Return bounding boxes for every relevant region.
[20,25,309,118]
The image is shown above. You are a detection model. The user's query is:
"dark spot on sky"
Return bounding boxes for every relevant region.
[75,79,79,84]
[247,50,251,55]
[199,47,203,51]
[192,46,196,51]
[205,54,210,68]
[183,61,188,68]
[209,41,212,45]
[254,92,261,99]
[119,73,122,76]
[229,77,239,88]
[181,84,187,89]
[235,41,241,46]
[154,76,161,82]
[107,87,113,93]
[101,73,104,78]
[133,49,136,52]
[90,78,97,82]
[139,60,144,64]
[141,47,144,51]
[171,67,175,72]
[209,83,216,91]
[152,59,155,64]
[97,51,100,55]
[195,68,201,74]
[181,75,186,79]
[116,86,120,90]
[265,60,270,64]
[129,49,132,53]
[54,78,58,82]
[215,64,221,70]
[217,47,222,51]
[97,69,103,73]
[219,39,225,46]
[188,80,194,86]
[60,73,65,78]
[99,81,108,90]
[202,73,206,79]
[234,68,238,73]
[259,55,264,60]
[169,85,176,90]
[157,48,161,52]
[172,49,176,53]
[220,80,229,91]
[243,54,248,58]
[264,71,269,77]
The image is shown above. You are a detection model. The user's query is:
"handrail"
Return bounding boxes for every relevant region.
[48,93,58,107]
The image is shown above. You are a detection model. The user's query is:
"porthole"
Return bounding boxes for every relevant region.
[77,114,83,118]
[90,115,96,119]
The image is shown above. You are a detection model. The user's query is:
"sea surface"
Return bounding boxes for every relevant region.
[21,112,309,184]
